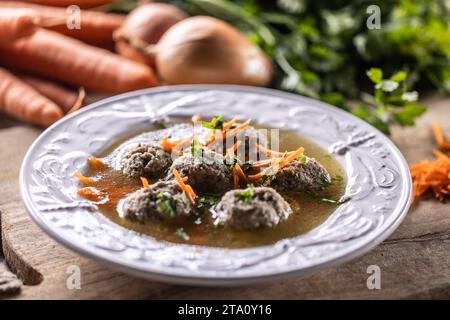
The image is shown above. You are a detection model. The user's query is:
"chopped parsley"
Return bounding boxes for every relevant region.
[156,192,178,218]
[297,154,310,164]
[235,184,255,203]
[202,116,225,130]
[190,138,202,157]
[174,228,190,241]
[197,194,220,208]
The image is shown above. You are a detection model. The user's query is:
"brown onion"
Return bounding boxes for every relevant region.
[115,3,187,67]
[152,16,272,86]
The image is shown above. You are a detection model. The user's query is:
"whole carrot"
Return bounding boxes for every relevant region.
[0,1,124,48]
[0,30,157,94]
[20,74,85,113]
[0,9,38,44]
[17,0,114,9]
[0,67,63,127]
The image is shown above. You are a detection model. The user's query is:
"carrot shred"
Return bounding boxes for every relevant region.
[206,119,250,146]
[160,136,180,152]
[247,148,304,182]
[225,140,241,158]
[77,187,105,202]
[234,163,247,182]
[232,166,239,189]
[279,147,305,168]
[410,125,450,202]
[173,169,197,206]
[140,177,150,188]
[222,119,251,139]
[256,143,295,158]
[74,172,95,186]
[432,123,444,147]
[172,137,192,155]
[88,156,106,170]
[252,158,274,168]
[222,116,239,132]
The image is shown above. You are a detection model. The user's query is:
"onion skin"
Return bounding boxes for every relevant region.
[155,16,273,87]
[116,3,187,67]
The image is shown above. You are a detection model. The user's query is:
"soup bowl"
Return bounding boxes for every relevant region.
[20,85,412,286]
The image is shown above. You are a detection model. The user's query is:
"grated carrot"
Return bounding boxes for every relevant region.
[247,148,304,182]
[256,143,295,158]
[74,172,95,186]
[77,187,105,202]
[88,156,106,170]
[206,119,250,146]
[173,169,197,206]
[232,166,239,189]
[432,123,444,147]
[160,136,180,152]
[140,177,150,188]
[222,117,239,132]
[410,124,450,202]
[279,147,305,168]
[234,163,247,183]
[225,140,241,159]
[222,119,251,140]
[172,137,193,155]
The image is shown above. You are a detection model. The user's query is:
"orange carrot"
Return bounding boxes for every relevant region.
[0,67,63,127]
[222,116,238,132]
[225,140,241,158]
[18,0,114,9]
[73,172,95,186]
[432,123,444,147]
[410,124,450,202]
[173,169,197,205]
[256,143,295,158]
[247,148,304,182]
[0,2,125,48]
[172,137,193,155]
[279,147,305,167]
[19,73,85,113]
[160,136,180,152]
[0,9,39,44]
[232,166,239,189]
[234,163,247,183]
[88,156,106,171]
[140,177,150,188]
[251,158,274,168]
[208,119,251,146]
[77,187,105,202]
[0,30,157,94]
[222,119,251,140]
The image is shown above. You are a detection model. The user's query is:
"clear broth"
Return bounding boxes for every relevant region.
[84,123,347,249]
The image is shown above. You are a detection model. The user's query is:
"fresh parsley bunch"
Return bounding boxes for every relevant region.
[111,0,450,134]
[353,68,427,134]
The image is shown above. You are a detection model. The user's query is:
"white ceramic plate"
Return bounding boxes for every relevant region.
[20,85,412,286]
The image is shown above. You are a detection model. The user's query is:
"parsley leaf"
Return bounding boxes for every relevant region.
[190,139,202,157]
[235,185,255,203]
[202,116,225,130]
[297,154,310,164]
[156,192,178,218]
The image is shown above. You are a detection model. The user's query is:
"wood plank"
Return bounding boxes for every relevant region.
[0,95,449,299]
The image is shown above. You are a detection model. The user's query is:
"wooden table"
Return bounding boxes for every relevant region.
[0,94,449,299]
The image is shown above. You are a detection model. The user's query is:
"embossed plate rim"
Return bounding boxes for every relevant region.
[20,85,412,286]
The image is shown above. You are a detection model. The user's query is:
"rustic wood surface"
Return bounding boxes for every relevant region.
[0,94,449,299]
